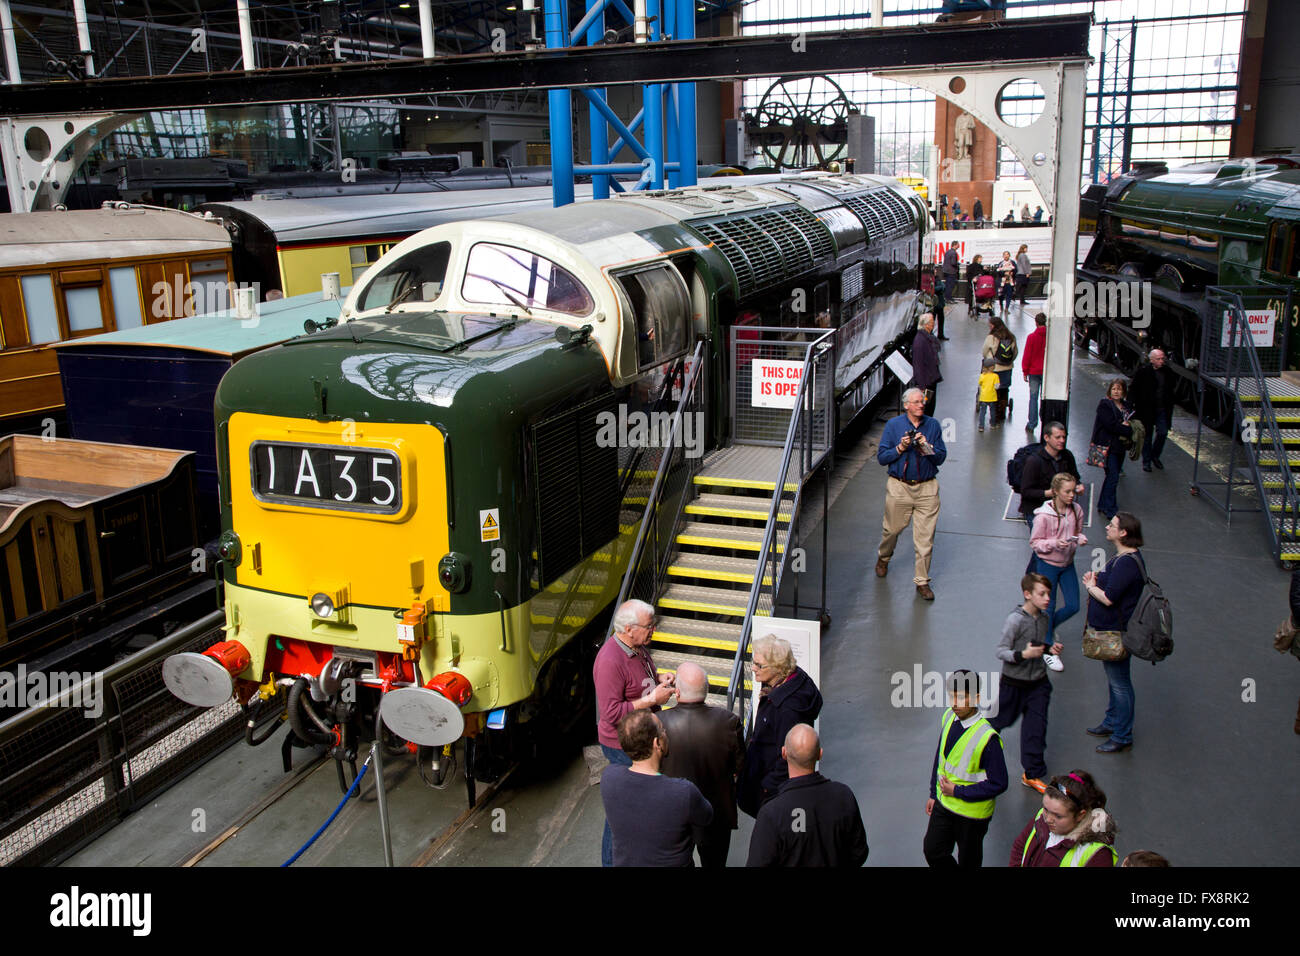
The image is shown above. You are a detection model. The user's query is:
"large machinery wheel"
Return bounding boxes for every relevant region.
[749,76,854,170]
[1200,387,1234,432]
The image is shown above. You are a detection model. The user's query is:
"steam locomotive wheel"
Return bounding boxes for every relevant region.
[1095,324,1117,364]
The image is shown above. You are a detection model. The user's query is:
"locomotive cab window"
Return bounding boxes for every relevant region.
[1265,222,1294,277]
[357,241,452,312]
[617,265,690,371]
[462,243,593,316]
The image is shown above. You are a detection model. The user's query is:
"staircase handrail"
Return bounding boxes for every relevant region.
[610,340,708,630]
[1207,285,1300,543]
[726,329,835,712]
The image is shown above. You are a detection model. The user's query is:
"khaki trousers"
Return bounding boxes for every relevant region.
[878,476,940,585]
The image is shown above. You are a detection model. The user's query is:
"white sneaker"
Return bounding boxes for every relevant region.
[1043,653,1064,673]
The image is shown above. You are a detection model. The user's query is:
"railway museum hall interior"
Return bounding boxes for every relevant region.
[0,0,1297,885]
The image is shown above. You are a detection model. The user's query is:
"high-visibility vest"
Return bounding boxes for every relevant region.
[1020,809,1119,867]
[935,708,999,820]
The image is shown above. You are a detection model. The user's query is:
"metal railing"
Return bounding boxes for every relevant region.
[725,328,836,712]
[1194,285,1298,561]
[0,611,280,866]
[610,341,709,622]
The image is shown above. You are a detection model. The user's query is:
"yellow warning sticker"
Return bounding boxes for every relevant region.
[480,508,500,542]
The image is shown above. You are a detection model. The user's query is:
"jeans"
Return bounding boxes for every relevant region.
[944,275,957,301]
[600,743,633,866]
[1143,409,1169,465]
[1031,556,1080,645]
[999,283,1014,312]
[1098,445,1124,517]
[1027,375,1042,431]
[1100,654,1135,745]
[978,401,995,429]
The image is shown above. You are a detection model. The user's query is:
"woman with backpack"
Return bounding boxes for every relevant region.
[1081,512,1145,754]
[983,318,1018,425]
[1029,472,1086,673]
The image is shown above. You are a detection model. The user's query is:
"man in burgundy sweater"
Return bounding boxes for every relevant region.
[594,598,675,866]
[1022,312,1047,435]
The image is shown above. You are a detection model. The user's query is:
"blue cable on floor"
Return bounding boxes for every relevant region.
[281,753,373,867]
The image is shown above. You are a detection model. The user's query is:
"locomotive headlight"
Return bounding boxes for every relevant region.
[438,553,472,593]
[311,592,336,618]
[218,530,242,566]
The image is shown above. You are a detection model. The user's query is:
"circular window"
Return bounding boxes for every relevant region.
[995,78,1045,128]
[23,126,51,162]
[948,77,966,95]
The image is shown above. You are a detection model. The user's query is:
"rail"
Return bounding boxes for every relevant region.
[1194,285,1297,560]
[610,341,708,626]
[725,328,836,712]
[0,610,284,866]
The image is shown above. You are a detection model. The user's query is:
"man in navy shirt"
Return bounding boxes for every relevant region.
[875,387,948,600]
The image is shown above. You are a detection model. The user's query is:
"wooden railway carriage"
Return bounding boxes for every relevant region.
[0,206,232,427]
[1078,157,1300,426]
[165,173,928,774]
[0,435,200,673]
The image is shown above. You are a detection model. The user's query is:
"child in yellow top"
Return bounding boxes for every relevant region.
[977,357,999,432]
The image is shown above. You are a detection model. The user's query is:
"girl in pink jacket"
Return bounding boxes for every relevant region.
[1028,473,1087,672]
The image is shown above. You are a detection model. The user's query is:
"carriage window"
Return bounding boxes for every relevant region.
[109,267,144,330]
[64,286,104,333]
[21,274,59,345]
[190,257,229,315]
[462,243,593,316]
[358,241,451,312]
[618,266,689,370]
[349,244,388,285]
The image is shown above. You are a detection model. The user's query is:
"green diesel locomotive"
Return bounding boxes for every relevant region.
[162,173,930,785]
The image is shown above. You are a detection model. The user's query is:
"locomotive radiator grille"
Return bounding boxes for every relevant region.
[691,205,835,298]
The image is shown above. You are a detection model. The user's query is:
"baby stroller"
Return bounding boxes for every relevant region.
[972,273,997,319]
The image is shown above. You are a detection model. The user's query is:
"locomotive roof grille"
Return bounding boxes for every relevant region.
[839,188,915,244]
[690,205,835,298]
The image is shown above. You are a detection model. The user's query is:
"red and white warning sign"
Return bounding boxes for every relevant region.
[1221,309,1276,348]
[751,359,804,409]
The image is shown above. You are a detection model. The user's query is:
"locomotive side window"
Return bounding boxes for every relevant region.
[617,265,690,371]
[357,241,451,312]
[1266,222,1290,276]
[462,243,594,316]
[1287,226,1300,277]
[108,267,144,331]
[20,275,59,345]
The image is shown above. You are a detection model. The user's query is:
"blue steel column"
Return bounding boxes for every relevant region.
[545,0,574,206]
[642,0,664,189]
[662,0,677,187]
[585,0,610,199]
[675,0,696,187]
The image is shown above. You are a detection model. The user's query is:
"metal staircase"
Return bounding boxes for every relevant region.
[612,327,835,715]
[1192,285,1300,565]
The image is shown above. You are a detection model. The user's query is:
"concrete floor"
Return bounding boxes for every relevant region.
[67,298,1300,867]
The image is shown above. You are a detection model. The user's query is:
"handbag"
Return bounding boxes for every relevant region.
[1086,442,1109,468]
[1082,626,1128,661]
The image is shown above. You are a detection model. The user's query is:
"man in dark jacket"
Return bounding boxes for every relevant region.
[747,724,868,867]
[973,197,984,223]
[942,246,960,302]
[1129,348,1175,471]
[659,662,745,868]
[1018,422,1082,526]
[910,313,942,417]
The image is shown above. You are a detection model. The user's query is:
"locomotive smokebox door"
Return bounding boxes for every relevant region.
[380,685,466,746]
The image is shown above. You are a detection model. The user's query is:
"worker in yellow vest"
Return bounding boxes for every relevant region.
[1010,770,1118,867]
[923,670,1009,867]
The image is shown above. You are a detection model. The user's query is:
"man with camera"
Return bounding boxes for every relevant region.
[875,387,948,600]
